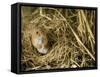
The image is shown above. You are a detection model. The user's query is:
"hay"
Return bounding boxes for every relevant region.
[21,6,96,71]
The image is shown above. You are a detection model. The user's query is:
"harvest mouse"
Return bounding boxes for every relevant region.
[31,27,48,54]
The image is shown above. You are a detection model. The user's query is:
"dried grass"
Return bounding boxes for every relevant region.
[21,6,96,71]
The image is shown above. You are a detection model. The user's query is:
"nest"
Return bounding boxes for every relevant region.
[21,6,96,71]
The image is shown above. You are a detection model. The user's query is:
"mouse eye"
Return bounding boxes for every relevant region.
[36,31,38,34]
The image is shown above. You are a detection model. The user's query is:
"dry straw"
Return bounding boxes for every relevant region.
[21,6,96,71]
